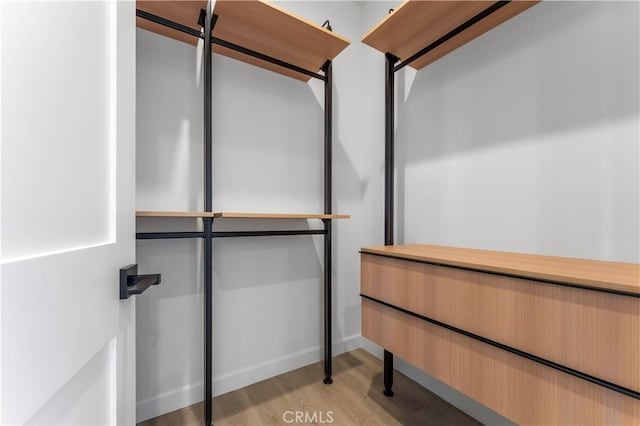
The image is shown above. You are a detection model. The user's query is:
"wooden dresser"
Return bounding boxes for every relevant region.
[361,244,640,425]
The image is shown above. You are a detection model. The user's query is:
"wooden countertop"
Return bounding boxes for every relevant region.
[361,244,640,296]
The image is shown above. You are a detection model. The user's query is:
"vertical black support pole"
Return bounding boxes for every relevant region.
[383,53,398,398]
[384,53,397,246]
[383,350,394,397]
[203,2,214,425]
[203,218,213,423]
[322,60,333,385]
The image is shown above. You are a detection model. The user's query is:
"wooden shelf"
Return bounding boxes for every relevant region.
[213,212,349,219]
[136,211,215,218]
[137,211,350,220]
[360,244,640,295]
[136,0,350,81]
[137,1,206,46]
[362,0,538,69]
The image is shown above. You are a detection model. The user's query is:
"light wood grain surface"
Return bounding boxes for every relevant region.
[136,211,215,218]
[361,0,538,69]
[363,299,640,426]
[361,253,640,392]
[136,0,350,81]
[212,0,349,81]
[212,212,350,219]
[361,244,640,295]
[137,211,349,219]
[137,349,480,426]
[137,1,206,46]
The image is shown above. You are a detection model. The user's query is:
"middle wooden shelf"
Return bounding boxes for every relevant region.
[137,211,350,220]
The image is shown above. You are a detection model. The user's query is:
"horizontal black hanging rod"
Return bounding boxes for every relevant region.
[360,251,640,298]
[213,230,326,238]
[361,294,640,401]
[394,1,511,72]
[210,36,327,81]
[135,9,326,82]
[136,9,203,39]
[137,232,205,240]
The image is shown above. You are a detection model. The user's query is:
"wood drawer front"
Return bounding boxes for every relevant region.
[362,298,640,426]
[361,254,640,392]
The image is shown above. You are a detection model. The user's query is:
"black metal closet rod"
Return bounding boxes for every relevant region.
[210,36,327,81]
[213,229,326,238]
[137,8,203,39]
[136,9,327,81]
[394,1,511,72]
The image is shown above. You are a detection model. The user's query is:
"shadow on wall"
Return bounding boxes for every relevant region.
[332,86,373,201]
[391,1,639,256]
[211,53,324,212]
[213,235,323,289]
[395,1,639,163]
[136,29,204,212]
[135,238,203,417]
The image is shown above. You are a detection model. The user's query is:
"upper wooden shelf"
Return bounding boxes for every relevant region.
[136,0,350,81]
[362,0,538,70]
[137,211,350,220]
[361,244,640,296]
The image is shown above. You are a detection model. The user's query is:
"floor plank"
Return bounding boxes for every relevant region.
[138,349,482,426]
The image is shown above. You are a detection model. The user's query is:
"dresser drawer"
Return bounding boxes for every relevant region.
[362,298,639,425]
[361,253,640,392]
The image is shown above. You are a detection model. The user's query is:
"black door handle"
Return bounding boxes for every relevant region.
[120,264,161,299]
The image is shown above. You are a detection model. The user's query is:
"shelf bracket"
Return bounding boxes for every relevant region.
[119,264,161,300]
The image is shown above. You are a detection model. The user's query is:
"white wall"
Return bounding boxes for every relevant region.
[362,0,639,263]
[395,1,640,262]
[136,0,639,423]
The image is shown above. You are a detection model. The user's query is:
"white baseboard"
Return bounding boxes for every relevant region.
[136,382,202,424]
[136,334,361,423]
[359,336,384,359]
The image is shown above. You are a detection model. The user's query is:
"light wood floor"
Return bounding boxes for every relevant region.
[139,349,481,426]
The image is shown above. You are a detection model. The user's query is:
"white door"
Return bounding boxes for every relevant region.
[1,1,136,424]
